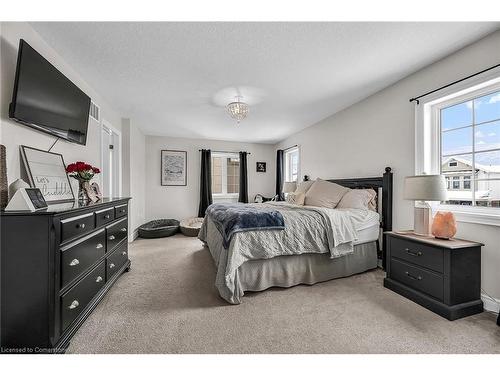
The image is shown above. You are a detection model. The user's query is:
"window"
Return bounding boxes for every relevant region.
[416,73,500,225]
[211,153,239,196]
[440,88,500,207]
[285,147,300,182]
[463,175,471,190]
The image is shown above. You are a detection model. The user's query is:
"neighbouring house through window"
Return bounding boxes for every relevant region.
[285,146,300,182]
[439,88,500,207]
[211,152,240,197]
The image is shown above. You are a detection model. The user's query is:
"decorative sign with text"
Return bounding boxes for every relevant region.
[21,146,75,203]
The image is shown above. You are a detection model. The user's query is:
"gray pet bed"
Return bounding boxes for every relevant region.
[138,219,180,238]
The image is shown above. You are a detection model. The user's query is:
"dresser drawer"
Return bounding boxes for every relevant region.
[61,229,106,289]
[390,258,444,301]
[95,207,115,227]
[60,213,95,243]
[106,218,128,252]
[106,243,128,280]
[115,204,128,219]
[390,237,444,273]
[61,261,106,331]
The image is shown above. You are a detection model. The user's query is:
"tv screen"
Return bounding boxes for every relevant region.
[9,39,91,145]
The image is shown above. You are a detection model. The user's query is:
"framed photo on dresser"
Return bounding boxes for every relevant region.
[20,145,75,203]
[161,149,187,186]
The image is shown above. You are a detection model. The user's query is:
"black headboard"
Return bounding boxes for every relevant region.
[327,167,393,268]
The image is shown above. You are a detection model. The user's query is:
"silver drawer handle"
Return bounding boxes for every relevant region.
[96,243,103,249]
[69,259,80,266]
[122,251,127,256]
[405,271,422,281]
[96,276,103,283]
[120,209,126,213]
[76,223,85,229]
[109,263,115,269]
[68,300,79,310]
[120,228,127,232]
[104,214,110,219]
[405,248,422,257]
[109,235,115,240]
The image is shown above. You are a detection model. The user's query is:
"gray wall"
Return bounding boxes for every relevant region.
[145,135,276,221]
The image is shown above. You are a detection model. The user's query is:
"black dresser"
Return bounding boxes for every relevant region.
[1,197,131,353]
[384,231,483,321]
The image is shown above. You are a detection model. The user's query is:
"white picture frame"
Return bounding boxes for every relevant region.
[161,150,187,186]
[20,146,75,203]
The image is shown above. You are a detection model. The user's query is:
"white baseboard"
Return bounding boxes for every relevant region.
[481,293,500,314]
[128,228,139,242]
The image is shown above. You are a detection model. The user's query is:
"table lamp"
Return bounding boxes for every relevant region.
[404,174,447,236]
[283,181,297,194]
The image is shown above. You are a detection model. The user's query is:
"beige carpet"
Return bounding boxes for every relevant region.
[67,234,500,354]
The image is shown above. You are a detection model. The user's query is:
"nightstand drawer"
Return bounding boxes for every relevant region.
[391,258,443,301]
[391,237,443,273]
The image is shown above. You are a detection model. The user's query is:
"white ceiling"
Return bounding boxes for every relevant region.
[30,22,499,144]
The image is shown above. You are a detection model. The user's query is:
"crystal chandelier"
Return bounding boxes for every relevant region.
[226,96,249,124]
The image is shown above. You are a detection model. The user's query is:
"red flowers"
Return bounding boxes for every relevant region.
[66,161,101,181]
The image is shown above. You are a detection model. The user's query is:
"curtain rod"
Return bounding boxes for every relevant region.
[198,149,251,155]
[282,144,298,151]
[409,62,500,105]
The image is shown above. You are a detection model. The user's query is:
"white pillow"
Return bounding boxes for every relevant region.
[285,192,305,205]
[295,180,314,194]
[304,178,349,208]
[337,188,377,211]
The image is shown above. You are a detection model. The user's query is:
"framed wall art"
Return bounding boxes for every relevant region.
[256,161,266,173]
[20,145,75,203]
[161,150,187,186]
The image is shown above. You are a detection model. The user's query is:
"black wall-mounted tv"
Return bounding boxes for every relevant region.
[9,39,91,145]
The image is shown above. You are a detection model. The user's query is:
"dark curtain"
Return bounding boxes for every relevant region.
[275,149,285,201]
[198,149,212,217]
[238,151,248,203]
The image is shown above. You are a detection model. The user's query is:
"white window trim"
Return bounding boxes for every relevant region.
[415,68,500,226]
[211,152,239,199]
[284,146,300,182]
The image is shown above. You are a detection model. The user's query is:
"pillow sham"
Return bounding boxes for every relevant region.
[337,188,377,211]
[304,178,349,208]
[285,192,305,205]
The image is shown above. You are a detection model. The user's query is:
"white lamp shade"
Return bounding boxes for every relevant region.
[404,175,447,201]
[282,181,297,193]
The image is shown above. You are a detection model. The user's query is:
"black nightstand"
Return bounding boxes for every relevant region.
[384,231,484,321]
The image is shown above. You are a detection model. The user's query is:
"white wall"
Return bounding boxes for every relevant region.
[122,118,146,240]
[145,136,275,221]
[0,22,125,187]
[277,30,500,304]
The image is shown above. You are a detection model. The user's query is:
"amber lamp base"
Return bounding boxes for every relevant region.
[431,211,457,240]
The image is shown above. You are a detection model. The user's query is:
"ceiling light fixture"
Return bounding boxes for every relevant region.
[226,96,249,124]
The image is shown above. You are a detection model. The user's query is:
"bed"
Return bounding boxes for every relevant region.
[198,167,393,304]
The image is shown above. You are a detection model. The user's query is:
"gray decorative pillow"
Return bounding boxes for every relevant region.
[337,188,377,211]
[304,178,349,208]
[285,192,305,205]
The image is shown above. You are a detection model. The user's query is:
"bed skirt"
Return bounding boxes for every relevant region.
[237,242,377,293]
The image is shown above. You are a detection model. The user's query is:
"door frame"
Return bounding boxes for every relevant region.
[100,120,123,198]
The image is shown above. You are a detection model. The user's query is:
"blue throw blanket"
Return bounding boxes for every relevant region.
[206,203,285,249]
